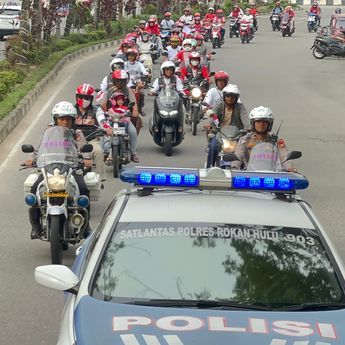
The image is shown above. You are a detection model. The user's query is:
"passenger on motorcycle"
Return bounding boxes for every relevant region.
[75,84,106,180]
[203,7,216,22]
[205,84,249,168]
[165,36,182,61]
[100,57,125,92]
[309,1,321,25]
[161,11,175,30]
[180,51,210,93]
[203,71,230,110]
[249,2,258,29]
[229,4,244,18]
[213,9,226,40]
[270,1,283,24]
[138,20,147,34]
[284,5,296,31]
[231,106,296,171]
[174,39,194,66]
[26,101,91,240]
[149,61,186,131]
[179,7,193,25]
[101,70,139,162]
[116,40,134,61]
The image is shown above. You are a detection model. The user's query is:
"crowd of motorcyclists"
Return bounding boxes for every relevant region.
[23,2,308,248]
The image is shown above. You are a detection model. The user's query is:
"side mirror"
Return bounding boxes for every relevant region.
[282,151,302,163]
[22,144,35,153]
[201,101,210,107]
[222,153,240,162]
[80,144,93,153]
[211,51,217,55]
[162,50,168,57]
[110,53,116,57]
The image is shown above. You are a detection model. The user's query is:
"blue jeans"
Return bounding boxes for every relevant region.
[206,137,219,168]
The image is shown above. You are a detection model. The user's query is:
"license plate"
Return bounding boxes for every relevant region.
[309,17,315,22]
[113,127,126,135]
[44,192,69,197]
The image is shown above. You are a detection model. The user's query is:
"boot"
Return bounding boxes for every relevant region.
[29,207,42,240]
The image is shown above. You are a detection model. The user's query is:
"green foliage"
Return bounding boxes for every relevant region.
[0,70,24,101]
[141,4,156,15]
[50,38,74,52]
[65,33,89,44]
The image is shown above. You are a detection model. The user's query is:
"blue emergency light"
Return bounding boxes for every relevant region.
[120,167,309,192]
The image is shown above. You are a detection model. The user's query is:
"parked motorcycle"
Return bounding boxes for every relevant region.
[149,86,184,156]
[280,13,294,37]
[311,37,345,59]
[22,126,101,264]
[239,19,253,43]
[307,12,319,33]
[211,23,224,49]
[229,16,240,38]
[271,14,281,31]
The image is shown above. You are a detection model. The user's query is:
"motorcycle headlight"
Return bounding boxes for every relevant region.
[191,87,202,99]
[160,110,169,116]
[169,110,178,116]
[222,139,237,153]
[47,175,66,191]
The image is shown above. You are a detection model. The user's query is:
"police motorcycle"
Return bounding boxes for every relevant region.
[280,12,294,37]
[311,36,345,59]
[149,85,185,156]
[22,126,101,264]
[271,14,281,31]
[229,16,240,38]
[307,12,319,32]
[103,103,135,178]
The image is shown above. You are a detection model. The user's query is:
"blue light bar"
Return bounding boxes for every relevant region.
[120,167,199,188]
[231,171,309,192]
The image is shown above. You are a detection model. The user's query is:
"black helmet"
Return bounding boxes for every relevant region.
[335,8,341,14]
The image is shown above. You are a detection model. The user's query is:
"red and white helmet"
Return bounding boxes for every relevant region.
[126,48,139,57]
[189,51,201,66]
[214,71,229,83]
[111,69,129,83]
[75,83,95,108]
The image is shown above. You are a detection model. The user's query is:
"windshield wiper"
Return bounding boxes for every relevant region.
[275,302,345,311]
[129,299,272,310]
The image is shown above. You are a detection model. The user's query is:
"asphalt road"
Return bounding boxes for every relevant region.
[0,6,345,345]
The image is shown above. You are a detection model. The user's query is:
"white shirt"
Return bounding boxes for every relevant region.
[124,61,148,87]
[203,87,224,109]
[166,45,181,61]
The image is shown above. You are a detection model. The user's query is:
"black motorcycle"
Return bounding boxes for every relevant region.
[228,16,240,38]
[271,13,281,31]
[280,13,294,37]
[149,87,184,156]
[311,37,345,59]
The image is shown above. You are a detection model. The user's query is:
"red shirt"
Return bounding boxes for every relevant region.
[230,9,242,18]
[180,65,210,82]
[145,24,160,36]
[203,13,216,22]
[309,6,321,15]
[249,8,258,17]
[286,9,295,17]
[213,17,226,25]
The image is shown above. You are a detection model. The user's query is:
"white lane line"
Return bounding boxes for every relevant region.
[0,71,74,175]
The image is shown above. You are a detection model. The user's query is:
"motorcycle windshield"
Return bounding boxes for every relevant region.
[36,127,79,168]
[157,87,180,109]
[218,125,240,139]
[247,142,282,172]
[281,13,289,23]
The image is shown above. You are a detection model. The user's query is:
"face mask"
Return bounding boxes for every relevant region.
[77,98,91,108]
[191,60,199,66]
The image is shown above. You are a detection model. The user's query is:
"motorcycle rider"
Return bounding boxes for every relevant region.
[249,2,258,30]
[270,1,283,25]
[192,13,203,33]
[203,70,230,110]
[25,101,91,239]
[161,11,175,30]
[101,69,140,162]
[145,17,162,57]
[138,20,147,33]
[174,38,194,67]
[205,84,249,168]
[309,1,321,26]
[229,4,244,19]
[284,5,296,32]
[165,36,182,61]
[137,30,154,54]
[179,7,193,25]
[213,9,226,40]
[149,61,186,131]
[231,106,296,172]
[116,39,134,61]
[74,83,106,180]
[99,57,125,92]
[203,7,216,22]
[242,8,255,35]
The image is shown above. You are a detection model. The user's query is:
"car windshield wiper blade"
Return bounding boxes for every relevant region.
[275,302,345,311]
[130,299,272,310]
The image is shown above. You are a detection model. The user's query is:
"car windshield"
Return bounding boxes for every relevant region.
[91,222,344,309]
[36,126,79,168]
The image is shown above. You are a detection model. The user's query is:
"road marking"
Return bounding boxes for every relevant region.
[0,71,74,175]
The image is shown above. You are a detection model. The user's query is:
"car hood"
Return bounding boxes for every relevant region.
[75,296,344,345]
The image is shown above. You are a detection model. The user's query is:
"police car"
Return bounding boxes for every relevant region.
[35,166,345,345]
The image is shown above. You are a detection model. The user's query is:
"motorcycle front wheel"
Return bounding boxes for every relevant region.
[50,215,63,264]
[191,108,199,136]
[164,132,173,156]
[112,144,121,178]
[312,46,326,59]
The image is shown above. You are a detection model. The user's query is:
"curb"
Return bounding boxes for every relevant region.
[0,39,121,145]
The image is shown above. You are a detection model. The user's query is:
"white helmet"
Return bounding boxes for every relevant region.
[223,84,240,103]
[51,101,77,125]
[208,7,214,11]
[109,57,124,71]
[182,39,193,51]
[160,61,175,75]
[249,106,274,131]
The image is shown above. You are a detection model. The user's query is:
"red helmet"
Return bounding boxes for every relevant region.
[195,34,204,40]
[164,11,171,16]
[194,12,201,18]
[126,48,139,57]
[216,9,223,14]
[189,51,201,60]
[75,84,95,107]
[121,39,133,49]
[214,71,229,82]
[111,69,129,82]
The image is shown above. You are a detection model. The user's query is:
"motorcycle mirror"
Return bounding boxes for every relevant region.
[282,151,302,163]
[21,144,35,153]
[162,51,168,56]
[95,88,101,93]
[110,53,116,57]
[80,144,93,153]
[209,72,215,77]
[201,101,209,106]
[211,51,217,55]
[222,153,240,162]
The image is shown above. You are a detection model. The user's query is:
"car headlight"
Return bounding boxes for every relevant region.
[160,110,169,116]
[222,139,237,153]
[191,87,202,99]
[47,175,66,191]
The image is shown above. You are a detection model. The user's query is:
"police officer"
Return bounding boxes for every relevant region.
[231,106,295,171]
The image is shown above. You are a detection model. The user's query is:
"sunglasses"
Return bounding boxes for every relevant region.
[76,94,92,100]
